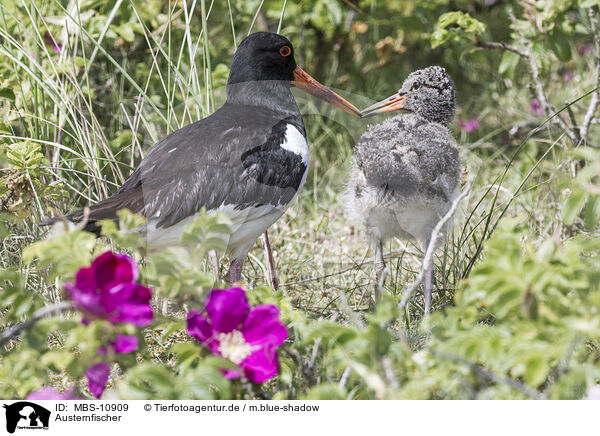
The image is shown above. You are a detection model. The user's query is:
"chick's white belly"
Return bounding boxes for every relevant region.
[368,199,451,243]
[347,183,455,244]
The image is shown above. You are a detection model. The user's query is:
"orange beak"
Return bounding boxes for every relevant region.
[292,66,360,117]
[360,92,407,118]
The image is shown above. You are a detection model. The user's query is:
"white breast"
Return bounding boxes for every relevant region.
[143,204,285,259]
[280,124,309,166]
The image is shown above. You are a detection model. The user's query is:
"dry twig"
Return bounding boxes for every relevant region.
[581,6,600,143]
[398,180,474,312]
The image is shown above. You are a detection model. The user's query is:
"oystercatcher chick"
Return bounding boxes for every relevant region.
[42,32,360,283]
[346,66,459,313]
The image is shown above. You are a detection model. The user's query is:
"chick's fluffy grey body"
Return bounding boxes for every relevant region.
[346,110,460,245]
[346,65,460,312]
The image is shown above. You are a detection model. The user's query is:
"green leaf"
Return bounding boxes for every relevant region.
[367,324,392,356]
[22,229,96,279]
[498,51,520,79]
[128,365,176,393]
[538,0,576,25]
[180,209,232,249]
[583,196,600,230]
[303,321,358,345]
[523,354,550,387]
[40,350,75,370]
[431,12,486,48]
[548,28,572,62]
[0,87,15,101]
[317,0,343,25]
[171,342,202,368]
[157,320,186,340]
[304,383,347,400]
[562,191,587,224]
[6,142,46,169]
[117,24,135,42]
[98,209,147,250]
[23,323,48,349]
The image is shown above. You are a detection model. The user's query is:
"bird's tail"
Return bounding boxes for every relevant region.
[39,185,145,237]
[39,209,102,236]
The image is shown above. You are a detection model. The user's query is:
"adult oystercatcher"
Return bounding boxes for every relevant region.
[43,32,360,283]
[345,66,459,313]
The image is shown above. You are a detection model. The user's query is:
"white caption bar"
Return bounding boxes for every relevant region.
[0,400,597,435]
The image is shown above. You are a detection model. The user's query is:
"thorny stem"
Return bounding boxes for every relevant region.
[0,186,15,210]
[0,301,72,348]
[526,46,577,143]
[565,101,579,130]
[478,37,578,143]
[542,335,580,396]
[430,349,546,400]
[481,8,600,145]
[476,40,526,57]
[339,366,351,388]
[581,6,600,143]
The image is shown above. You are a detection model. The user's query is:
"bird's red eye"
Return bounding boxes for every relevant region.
[279,46,292,57]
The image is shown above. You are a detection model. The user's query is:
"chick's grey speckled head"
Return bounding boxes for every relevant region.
[401,66,455,125]
[361,66,455,125]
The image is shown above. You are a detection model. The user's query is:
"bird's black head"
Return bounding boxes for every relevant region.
[226,32,360,116]
[361,66,456,125]
[228,32,297,86]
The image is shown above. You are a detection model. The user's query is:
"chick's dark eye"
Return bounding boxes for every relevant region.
[279,46,292,57]
[412,81,421,90]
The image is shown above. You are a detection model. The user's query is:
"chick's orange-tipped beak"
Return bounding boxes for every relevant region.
[292,66,360,117]
[360,92,407,118]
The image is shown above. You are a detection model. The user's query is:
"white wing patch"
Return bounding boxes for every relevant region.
[280,124,309,165]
